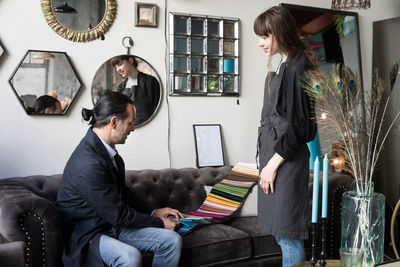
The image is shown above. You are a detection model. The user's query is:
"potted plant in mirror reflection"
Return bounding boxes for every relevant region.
[302,62,400,266]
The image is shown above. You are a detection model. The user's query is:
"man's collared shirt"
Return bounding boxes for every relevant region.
[93,130,118,169]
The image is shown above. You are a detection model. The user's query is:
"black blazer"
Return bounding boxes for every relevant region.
[117,72,160,126]
[55,128,163,267]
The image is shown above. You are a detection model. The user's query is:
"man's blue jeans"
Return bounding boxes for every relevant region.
[275,237,305,267]
[99,227,182,267]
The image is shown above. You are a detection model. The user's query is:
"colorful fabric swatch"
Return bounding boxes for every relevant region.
[186,162,258,221]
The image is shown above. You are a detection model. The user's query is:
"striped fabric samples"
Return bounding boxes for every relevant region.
[187,162,259,220]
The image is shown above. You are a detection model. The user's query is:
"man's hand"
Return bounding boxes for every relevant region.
[153,207,184,230]
[160,217,180,230]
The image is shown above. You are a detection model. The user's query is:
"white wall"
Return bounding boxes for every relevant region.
[0,0,399,178]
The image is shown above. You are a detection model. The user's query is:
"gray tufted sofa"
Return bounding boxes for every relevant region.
[0,166,353,267]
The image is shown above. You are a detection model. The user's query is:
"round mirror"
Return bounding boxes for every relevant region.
[41,0,116,42]
[9,50,82,115]
[91,55,162,127]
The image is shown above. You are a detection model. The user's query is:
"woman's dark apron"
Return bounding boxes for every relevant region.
[257,63,310,240]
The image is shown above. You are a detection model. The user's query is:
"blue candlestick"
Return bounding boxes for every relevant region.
[322,154,329,218]
[311,157,319,223]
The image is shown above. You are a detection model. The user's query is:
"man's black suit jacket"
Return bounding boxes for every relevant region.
[55,128,163,267]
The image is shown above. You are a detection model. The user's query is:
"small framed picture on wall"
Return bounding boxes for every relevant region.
[135,2,158,27]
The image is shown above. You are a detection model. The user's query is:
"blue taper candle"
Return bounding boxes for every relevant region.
[322,154,329,218]
[311,157,319,223]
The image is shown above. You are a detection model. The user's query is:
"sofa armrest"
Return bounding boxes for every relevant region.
[0,181,63,267]
[0,241,26,267]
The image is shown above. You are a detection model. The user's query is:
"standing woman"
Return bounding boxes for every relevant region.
[254,6,317,267]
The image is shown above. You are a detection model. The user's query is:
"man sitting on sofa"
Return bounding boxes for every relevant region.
[55,92,183,267]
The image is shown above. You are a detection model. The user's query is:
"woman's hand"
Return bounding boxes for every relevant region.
[259,153,284,194]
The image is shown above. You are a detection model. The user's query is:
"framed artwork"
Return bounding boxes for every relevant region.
[135,2,157,27]
[193,124,225,168]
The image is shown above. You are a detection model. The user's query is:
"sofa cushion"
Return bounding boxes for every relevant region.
[180,223,252,266]
[226,216,282,258]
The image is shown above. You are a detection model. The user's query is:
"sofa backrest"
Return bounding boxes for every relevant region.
[124,166,232,212]
[0,166,232,212]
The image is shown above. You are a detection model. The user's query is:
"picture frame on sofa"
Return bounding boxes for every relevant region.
[193,124,225,168]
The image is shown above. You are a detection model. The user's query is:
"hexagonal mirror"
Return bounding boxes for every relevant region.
[9,50,82,115]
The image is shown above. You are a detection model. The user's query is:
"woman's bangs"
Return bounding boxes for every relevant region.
[254,14,272,36]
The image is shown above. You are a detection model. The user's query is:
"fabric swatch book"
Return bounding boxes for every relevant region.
[176,162,258,236]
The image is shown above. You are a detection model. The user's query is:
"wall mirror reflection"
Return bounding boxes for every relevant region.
[53,0,105,31]
[0,42,4,59]
[9,50,82,115]
[281,4,363,154]
[41,0,116,42]
[282,3,363,85]
[169,13,240,96]
[91,55,162,127]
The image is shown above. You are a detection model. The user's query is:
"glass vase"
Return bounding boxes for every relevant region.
[341,182,385,266]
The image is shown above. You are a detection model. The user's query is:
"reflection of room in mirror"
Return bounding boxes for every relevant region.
[174,17,187,34]
[192,38,205,54]
[92,56,159,102]
[91,55,162,126]
[191,57,204,73]
[284,4,360,77]
[223,22,235,38]
[223,40,235,55]
[282,4,363,158]
[174,76,188,91]
[208,21,220,36]
[192,19,204,35]
[9,51,81,114]
[207,39,220,55]
[53,0,106,31]
[208,57,220,73]
[169,12,240,96]
[191,75,205,92]
[174,56,187,72]
[174,37,188,53]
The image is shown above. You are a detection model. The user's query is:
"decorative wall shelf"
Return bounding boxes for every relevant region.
[168,12,240,96]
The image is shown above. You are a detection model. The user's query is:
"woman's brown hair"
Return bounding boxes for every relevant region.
[254,6,318,70]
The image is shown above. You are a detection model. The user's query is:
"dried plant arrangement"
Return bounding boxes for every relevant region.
[302,63,400,194]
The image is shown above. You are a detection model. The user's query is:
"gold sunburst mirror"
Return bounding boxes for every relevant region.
[41,0,117,42]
